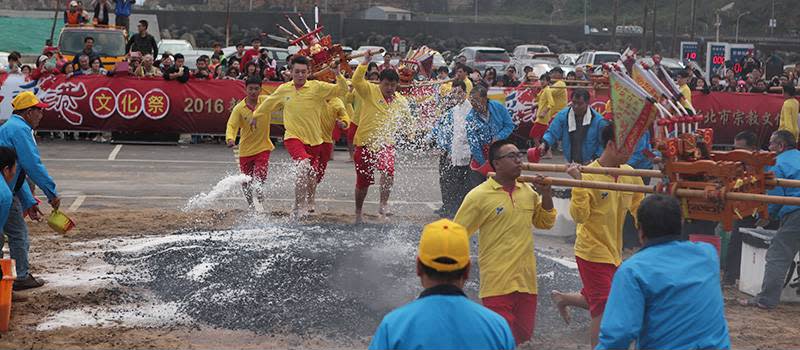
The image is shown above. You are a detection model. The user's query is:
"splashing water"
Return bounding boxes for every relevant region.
[183,174,251,212]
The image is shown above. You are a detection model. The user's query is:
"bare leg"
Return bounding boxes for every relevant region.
[590,315,602,349]
[378,173,394,218]
[308,179,318,213]
[355,186,368,224]
[293,160,311,217]
[242,182,254,208]
[550,290,589,325]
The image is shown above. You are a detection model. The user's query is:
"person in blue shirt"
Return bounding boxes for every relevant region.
[0,91,61,291]
[114,0,136,31]
[626,131,661,176]
[538,89,609,165]
[740,130,800,309]
[369,219,515,350]
[0,147,17,231]
[465,85,515,169]
[597,194,731,350]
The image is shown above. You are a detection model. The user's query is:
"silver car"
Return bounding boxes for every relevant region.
[450,46,510,76]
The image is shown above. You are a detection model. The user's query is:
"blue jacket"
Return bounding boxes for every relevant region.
[0,115,58,210]
[431,109,455,153]
[627,130,661,170]
[542,106,608,164]
[767,149,800,219]
[597,239,731,350]
[369,285,515,350]
[0,182,11,229]
[465,100,515,165]
[115,0,135,16]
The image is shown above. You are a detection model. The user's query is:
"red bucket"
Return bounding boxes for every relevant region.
[689,234,721,257]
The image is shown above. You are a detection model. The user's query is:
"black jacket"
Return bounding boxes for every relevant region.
[126,33,158,57]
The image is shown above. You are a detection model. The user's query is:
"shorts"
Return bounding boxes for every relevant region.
[346,124,358,145]
[576,256,618,318]
[482,292,538,345]
[238,150,270,181]
[529,122,549,140]
[354,145,395,189]
[284,138,324,176]
[316,143,334,183]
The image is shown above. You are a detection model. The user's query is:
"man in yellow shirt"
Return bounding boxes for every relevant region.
[440,63,473,96]
[252,56,347,216]
[551,124,644,349]
[529,74,553,146]
[548,67,569,120]
[226,77,274,207]
[454,139,556,345]
[677,71,695,114]
[352,52,408,223]
[779,84,799,142]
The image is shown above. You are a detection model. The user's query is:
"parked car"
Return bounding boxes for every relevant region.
[0,52,9,68]
[637,56,686,78]
[574,50,621,71]
[157,39,194,55]
[221,46,290,67]
[512,44,551,58]
[513,53,574,78]
[450,46,511,77]
[559,53,579,66]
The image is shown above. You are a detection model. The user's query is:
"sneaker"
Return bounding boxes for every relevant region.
[13,273,44,291]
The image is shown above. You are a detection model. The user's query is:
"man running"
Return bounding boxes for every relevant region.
[226,77,273,208]
[551,124,644,349]
[455,139,556,345]
[253,56,347,217]
[312,97,350,212]
[351,52,408,223]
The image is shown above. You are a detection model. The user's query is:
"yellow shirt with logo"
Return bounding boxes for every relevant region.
[680,84,694,113]
[352,63,410,149]
[225,95,274,158]
[439,77,473,97]
[779,98,799,142]
[252,76,347,146]
[549,80,568,119]
[571,160,644,266]
[535,86,555,125]
[454,177,557,298]
[320,98,350,144]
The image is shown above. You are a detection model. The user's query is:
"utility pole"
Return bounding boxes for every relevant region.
[474,0,478,24]
[225,0,231,46]
[689,0,696,40]
[642,1,648,52]
[651,0,657,53]
[671,0,678,57]
[49,0,60,45]
[770,0,776,36]
[611,0,618,51]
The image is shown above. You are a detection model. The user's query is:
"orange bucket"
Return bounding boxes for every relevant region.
[0,259,16,332]
[47,210,76,234]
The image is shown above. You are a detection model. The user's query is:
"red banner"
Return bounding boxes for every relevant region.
[0,73,787,145]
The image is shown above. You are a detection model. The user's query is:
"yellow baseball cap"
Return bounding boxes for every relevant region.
[12,91,48,111]
[418,219,470,272]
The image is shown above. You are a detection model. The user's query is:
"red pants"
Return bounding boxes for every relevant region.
[354,145,395,189]
[576,256,618,318]
[346,124,358,144]
[284,138,324,176]
[238,150,270,181]
[316,143,334,183]
[529,122,549,140]
[482,292,538,345]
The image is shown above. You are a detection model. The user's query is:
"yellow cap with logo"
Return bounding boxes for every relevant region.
[418,219,470,272]
[11,91,48,111]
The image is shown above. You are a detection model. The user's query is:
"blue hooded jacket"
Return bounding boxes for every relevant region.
[0,115,58,210]
[115,0,135,17]
[767,148,800,219]
[542,106,608,164]
[465,100,515,165]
